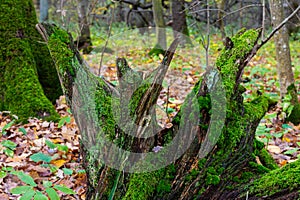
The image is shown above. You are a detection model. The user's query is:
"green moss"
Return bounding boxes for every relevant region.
[198,158,207,170]
[123,171,160,200]
[247,159,300,197]
[205,174,220,186]
[0,0,60,121]
[216,29,259,99]
[249,161,270,174]
[258,148,278,170]
[124,164,176,199]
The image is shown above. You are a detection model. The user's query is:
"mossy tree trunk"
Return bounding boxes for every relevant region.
[38,22,300,199]
[0,0,62,121]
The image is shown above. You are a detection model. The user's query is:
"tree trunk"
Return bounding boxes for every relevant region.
[270,0,300,124]
[38,22,300,199]
[0,0,61,121]
[77,0,93,54]
[171,0,192,45]
[39,0,49,22]
[150,0,167,55]
[216,0,226,39]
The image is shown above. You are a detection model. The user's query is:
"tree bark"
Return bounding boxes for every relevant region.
[150,0,167,55]
[270,0,300,124]
[38,22,300,199]
[77,0,93,54]
[39,0,49,22]
[171,0,192,45]
[0,0,61,121]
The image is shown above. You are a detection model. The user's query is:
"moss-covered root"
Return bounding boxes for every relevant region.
[245,159,300,198]
[0,0,59,121]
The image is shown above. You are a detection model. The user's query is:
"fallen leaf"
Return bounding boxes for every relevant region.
[267,145,281,154]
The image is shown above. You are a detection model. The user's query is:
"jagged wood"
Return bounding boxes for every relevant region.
[37,22,300,200]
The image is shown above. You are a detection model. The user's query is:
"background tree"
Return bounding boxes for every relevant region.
[150,0,167,54]
[77,0,93,54]
[171,0,192,45]
[0,0,62,121]
[39,0,49,22]
[270,0,300,124]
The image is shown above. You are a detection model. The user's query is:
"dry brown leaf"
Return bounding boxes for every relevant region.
[267,145,281,154]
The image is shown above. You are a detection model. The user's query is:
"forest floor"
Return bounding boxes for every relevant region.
[0,30,300,199]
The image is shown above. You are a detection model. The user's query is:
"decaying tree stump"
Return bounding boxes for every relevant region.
[37,22,300,200]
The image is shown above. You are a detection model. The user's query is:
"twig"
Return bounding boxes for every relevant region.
[98,4,115,76]
[205,0,210,68]
[259,5,300,48]
[261,0,265,40]
[166,86,171,122]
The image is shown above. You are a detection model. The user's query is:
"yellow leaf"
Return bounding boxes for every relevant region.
[282,136,291,143]
[51,159,67,168]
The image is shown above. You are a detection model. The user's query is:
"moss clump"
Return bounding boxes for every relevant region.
[216,29,259,99]
[123,164,176,199]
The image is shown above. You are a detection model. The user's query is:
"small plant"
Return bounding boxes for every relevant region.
[282,93,294,118]
[0,140,17,157]
[58,116,71,128]
[10,170,75,200]
[1,119,15,136]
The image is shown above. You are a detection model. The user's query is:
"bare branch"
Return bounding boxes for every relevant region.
[260,5,300,48]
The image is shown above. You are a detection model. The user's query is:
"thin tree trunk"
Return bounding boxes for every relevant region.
[77,0,93,54]
[270,0,295,97]
[171,0,192,45]
[40,0,49,22]
[152,0,166,50]
[270,0,300,124]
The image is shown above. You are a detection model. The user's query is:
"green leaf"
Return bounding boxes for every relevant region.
[30,152,52,163]
[45,140,57,149]
[43,180,52,188]
[46,188,59,200]
[287,105,294,116]
[272,132,283,138]
[19,127,27,135]
[284,148,299,155]
[4,148,14,157]
[2,120,15,133]
[58,116,71,128]
[15,171,37,186]
[11,186,33,194]
[0,170,7,178]
[54,185,75,194]
[167,107,175,114]
[20,189,36,200]
[56,144,68,152]
[77,169,86,174]
[34,191,48,200]
[62,168,73,175]
[282,124,292,129]
[1,140,17,150]
[2,166,13,171]
[65,116,71,123]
